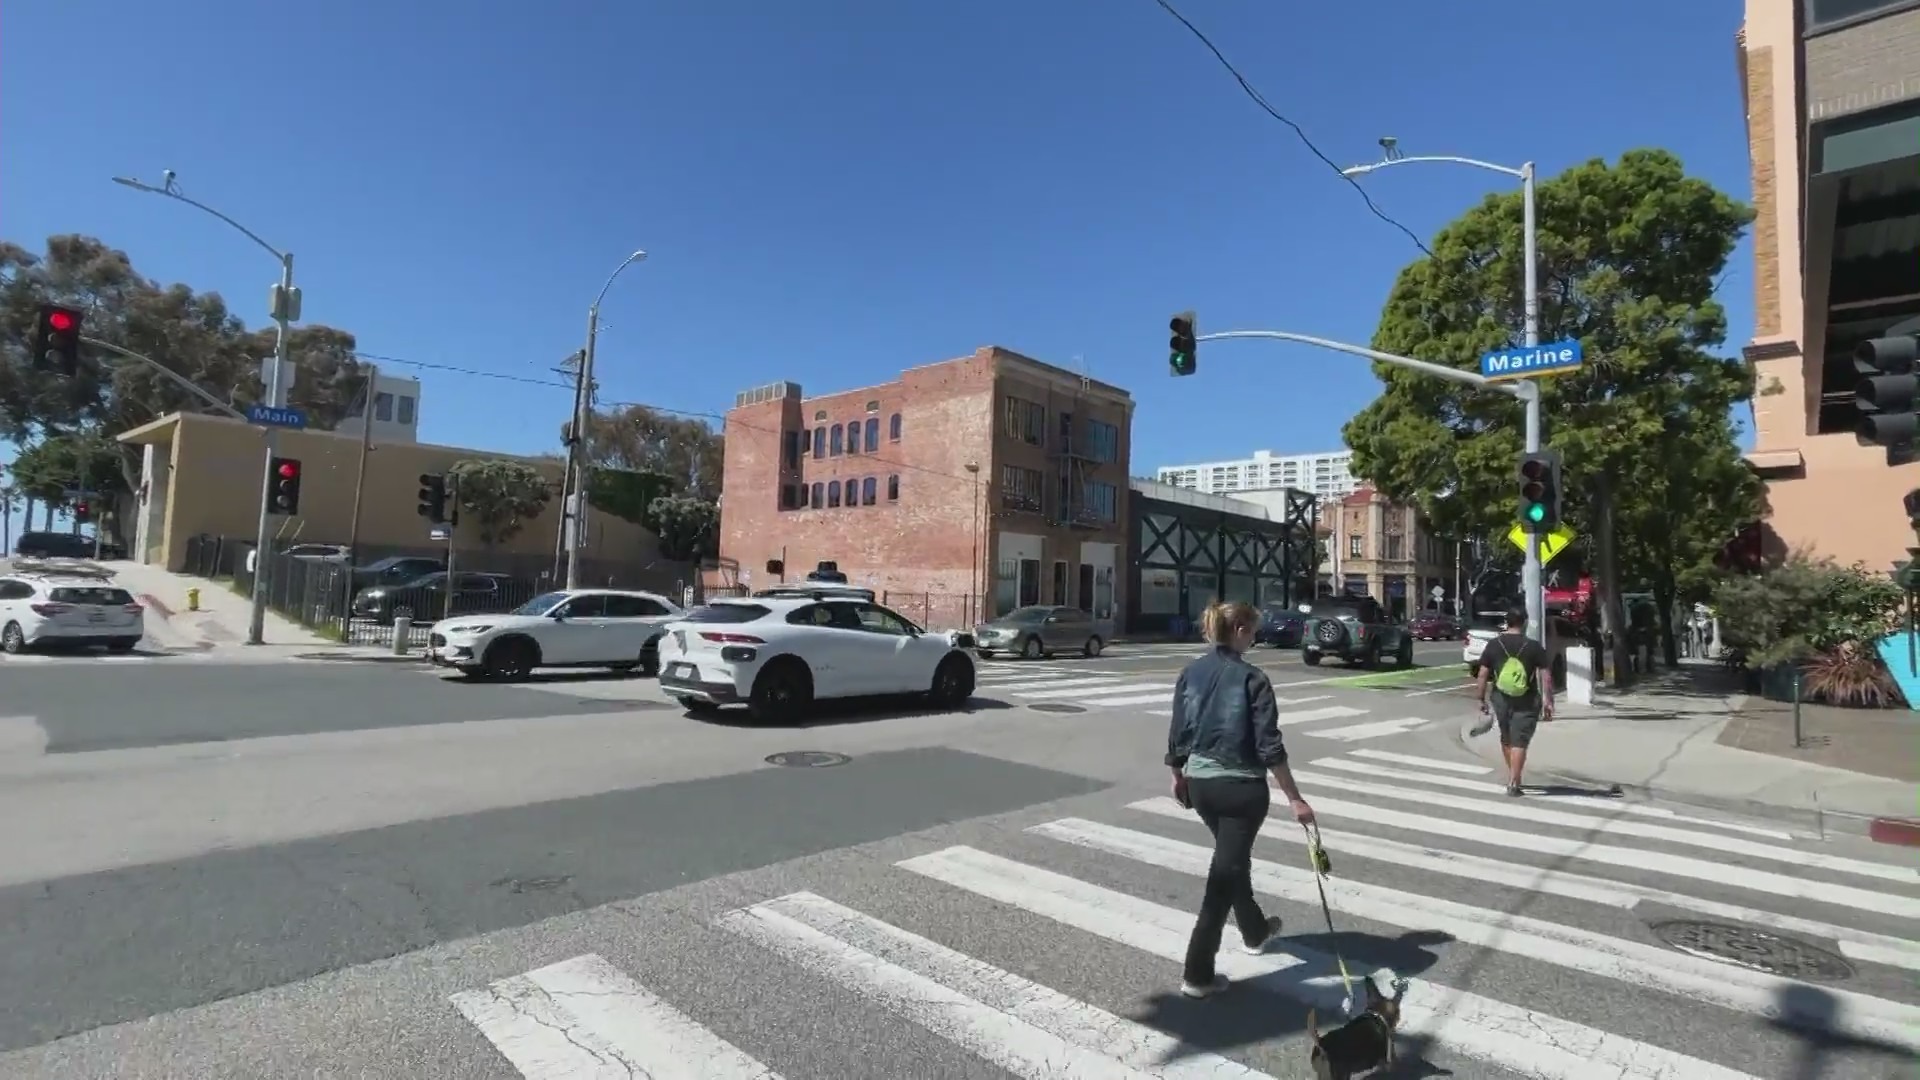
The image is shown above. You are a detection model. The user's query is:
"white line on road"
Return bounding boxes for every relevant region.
[1273,706,1369,727]
[1403,683,1467,698]
[450,953,783,1079]
[1347,749,1491,774]
[717,892,1272,1079]
[899,846,1761,1080]
[1302,716,1431,741]
[1074,691,1174,707]
[1012,681,1174,701]
[1127,796,1920,973]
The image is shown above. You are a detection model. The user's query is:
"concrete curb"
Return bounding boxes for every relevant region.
[1445,717,1910,844]
[290,651,426,664]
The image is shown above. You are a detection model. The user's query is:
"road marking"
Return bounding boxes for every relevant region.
[1279,786,1920,919]
[1309,757,1796,839]
[1290,768,1907,884]
[1273,705,1368,727]
[1032,817,1920,1052]
[716,891,1272,1079]
[899,846,1761,1080]
[1012,680,1173,701]
[1074,691,1173,707]
[1128,796,1920,974]
[1348,749,1491,774]
[1302,716,1431,741]
[450,953,783,1079]
[1403,683,1465,698]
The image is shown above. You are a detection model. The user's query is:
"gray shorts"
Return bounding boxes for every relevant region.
[1491,695,1540,748]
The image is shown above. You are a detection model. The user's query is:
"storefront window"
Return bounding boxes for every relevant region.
[1139,568,1179,614]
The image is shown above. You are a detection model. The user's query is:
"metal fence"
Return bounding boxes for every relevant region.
[178,534,697,647]
[880,591,985,631]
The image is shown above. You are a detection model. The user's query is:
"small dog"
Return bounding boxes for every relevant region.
[1306,975,1409,1079]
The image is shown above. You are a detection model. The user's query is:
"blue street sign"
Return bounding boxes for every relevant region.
[1479,339,1584,383]
[246,403,308,430]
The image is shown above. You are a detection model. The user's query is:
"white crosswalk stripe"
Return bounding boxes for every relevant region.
[450,750,1919,1079]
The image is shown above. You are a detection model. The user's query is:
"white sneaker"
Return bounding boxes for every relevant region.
[1180,974,1229,999]
[1241,915,1284,954]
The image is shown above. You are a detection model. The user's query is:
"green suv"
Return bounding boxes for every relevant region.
[1300,595,1414,669]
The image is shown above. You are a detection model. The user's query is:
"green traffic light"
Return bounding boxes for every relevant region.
[1525,503,1545,523]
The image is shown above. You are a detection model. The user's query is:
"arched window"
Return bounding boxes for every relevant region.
[864,417,879,449]
[812,428,826,457]
[810,482,824,508]
[827,481,842,508]
[886,475,899,501]
[829,425,843,456]
[847,422,861,454]
[889,413,902,441]
[862,477,877,505]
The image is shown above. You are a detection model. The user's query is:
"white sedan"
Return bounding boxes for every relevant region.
[657,593,977,723]
[428,588,684,680]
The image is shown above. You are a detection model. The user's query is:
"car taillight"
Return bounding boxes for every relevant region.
[29,603,69,616]
[124,603,144,615]
[699,632,764,644]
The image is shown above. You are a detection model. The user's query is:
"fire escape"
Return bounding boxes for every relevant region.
[1049,378,1106,530]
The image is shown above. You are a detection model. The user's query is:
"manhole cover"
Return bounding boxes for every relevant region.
[491,874,572,895]
[1649,920,1854,980]
[1030,703,1087,714]
[765,750,851,768]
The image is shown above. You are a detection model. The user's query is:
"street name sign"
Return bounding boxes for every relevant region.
[1479,339,1584,383]
[1508,521,1577,566]
[429,525,451,541]
[246,403,308,430]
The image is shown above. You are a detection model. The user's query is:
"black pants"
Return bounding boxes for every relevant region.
[1182,775,1271,983]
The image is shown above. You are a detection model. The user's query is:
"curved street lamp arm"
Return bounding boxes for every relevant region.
[1344,155,1526,180]
[80,336,249,422]
[112,178,286,262]
[592,250,649,313]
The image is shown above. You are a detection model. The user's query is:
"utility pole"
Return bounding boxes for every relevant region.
[552,349,585,583]
[564,249,647,590]
[343,363,378,621]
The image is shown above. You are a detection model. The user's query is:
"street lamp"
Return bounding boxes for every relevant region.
[563,249,648,589]
[114,171,300,646]
[965,462,982,625]
[1341,149,1547,644]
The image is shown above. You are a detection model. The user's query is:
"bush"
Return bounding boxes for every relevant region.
[1710,552,1904,667]
[1800,644,1904,708]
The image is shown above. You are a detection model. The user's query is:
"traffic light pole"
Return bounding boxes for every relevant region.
[1519,163,1545,647]
[246,252,296,646]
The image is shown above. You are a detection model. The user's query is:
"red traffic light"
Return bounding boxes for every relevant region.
[276,462,299,479]
[75,502,88,514]
[46,310,76,333]
[1520,459,1548,480]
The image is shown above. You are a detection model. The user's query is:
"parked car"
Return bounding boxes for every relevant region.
[0,564,144,653]
[1253,605,1305,648]
[347,555,447,592]
[428,588,686,680]
[974,605,1103,659]
[1463,611,1580,686]
[14,531,100,559]
[1409,610,1463,640]
[283,543,352,564]
[659,594,977,723]
[1300,595,1414,668]
[350,571,519,625]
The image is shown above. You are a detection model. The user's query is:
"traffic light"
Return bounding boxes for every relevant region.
[417,472,448,523]
[1905,488,1920,533]
[1855,330,1920,464]
[269,457,302,514]
[1169,311,1197,376]
[74,500,91,523]
[31,304,83,377]
[1517,450,1563,532]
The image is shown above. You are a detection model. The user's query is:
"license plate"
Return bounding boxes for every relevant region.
[88,613,106,623]
[667,662,694,679]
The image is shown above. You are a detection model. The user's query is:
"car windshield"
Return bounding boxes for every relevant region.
[1261,606,1298,622]
[1001,607,1053,623]
[395,573,446,589]
[1310,600,1366,617]
[49,587,134,606]
[512,592,569,616]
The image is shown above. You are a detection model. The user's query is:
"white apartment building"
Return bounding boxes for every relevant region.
[334,373,423,445]
[1155,449,1359,501]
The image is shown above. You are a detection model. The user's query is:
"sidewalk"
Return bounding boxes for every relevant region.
[1453,660,1920,843]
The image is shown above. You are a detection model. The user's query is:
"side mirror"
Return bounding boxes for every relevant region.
[550,610,567,621]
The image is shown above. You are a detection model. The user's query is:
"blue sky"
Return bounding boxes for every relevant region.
[3,0,1753,527]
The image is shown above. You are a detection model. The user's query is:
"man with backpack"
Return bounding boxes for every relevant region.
[1472,607,1553,797]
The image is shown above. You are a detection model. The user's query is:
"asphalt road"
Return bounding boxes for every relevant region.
[0,648,1912,1079]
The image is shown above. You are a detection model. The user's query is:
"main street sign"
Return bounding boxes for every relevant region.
[1479,339,1584,383]
[1508,521,1577,566]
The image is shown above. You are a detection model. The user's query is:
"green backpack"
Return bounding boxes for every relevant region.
[1492,640,1531,697]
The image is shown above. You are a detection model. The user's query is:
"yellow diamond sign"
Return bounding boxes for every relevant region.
[1508,521,1577,567]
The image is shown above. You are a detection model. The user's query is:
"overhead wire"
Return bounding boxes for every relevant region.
[1150,0,1437,260]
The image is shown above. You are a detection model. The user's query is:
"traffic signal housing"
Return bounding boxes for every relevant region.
[417,472,448,523]
[1855,330,1920,464]
[1169,311,1197,377]
[269,457,302,515]
[74,500,91,523]
[1517,450,1563,532]
[31,304,83,377]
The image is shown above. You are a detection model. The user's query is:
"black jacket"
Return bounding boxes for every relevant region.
[1164,645,1288,772]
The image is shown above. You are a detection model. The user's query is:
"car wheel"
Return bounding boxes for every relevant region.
[1,622,24,654]
[929,654,976,707]
[482,637,538,681]
[977,650,996,659]
[748,659,813,724]
[1397,639,1414,668]
[1022,637,1043,660]
[1083,635,1103,658]
[638,639,660,678]
[675,695,720,714]
[1302,649,1322,667]
[108,638,138,653]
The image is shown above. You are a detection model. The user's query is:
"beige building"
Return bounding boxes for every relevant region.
[1323,486,1459,618]
[1740,0,1920,567]
[117,412,664,575]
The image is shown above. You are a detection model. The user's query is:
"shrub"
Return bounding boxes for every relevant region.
[1800,644,1904,708]
[1710,552,1904,667]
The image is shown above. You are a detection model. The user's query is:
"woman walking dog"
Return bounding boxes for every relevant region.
[1165,599,1316,999]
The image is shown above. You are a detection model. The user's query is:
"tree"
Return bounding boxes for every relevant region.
[448,458,552,547]
[649,493,719,561]
[585,467,678,529]
[576,404,723,502]
[1340,150,1755,683]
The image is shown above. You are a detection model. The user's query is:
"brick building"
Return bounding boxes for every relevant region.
[718,347,1134,632]
[1322,486,1460,619]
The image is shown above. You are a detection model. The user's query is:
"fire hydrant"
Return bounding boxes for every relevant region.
[186,587,201,612]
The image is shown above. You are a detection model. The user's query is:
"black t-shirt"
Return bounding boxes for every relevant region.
[1482,632,1549,703]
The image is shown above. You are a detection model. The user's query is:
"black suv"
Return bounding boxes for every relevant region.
[1301,595,1414,668]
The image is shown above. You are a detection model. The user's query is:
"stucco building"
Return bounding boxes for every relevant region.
[1740,0,1920,567]
[717,347,1133,632]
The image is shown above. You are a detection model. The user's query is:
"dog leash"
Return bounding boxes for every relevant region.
[1302,820,1357,1014]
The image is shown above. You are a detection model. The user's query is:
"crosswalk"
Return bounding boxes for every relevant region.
[447,749,1920,1079]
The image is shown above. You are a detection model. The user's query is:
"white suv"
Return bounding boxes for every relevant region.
[427,588,684,680]
[657,593,977,723]
[0,566,146,654]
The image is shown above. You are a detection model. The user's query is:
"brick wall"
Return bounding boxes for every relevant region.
[1806,6,1920,120]
[1745,43,1783,338]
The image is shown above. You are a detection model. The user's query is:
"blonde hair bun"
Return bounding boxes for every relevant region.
[1200,600,1259,645]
